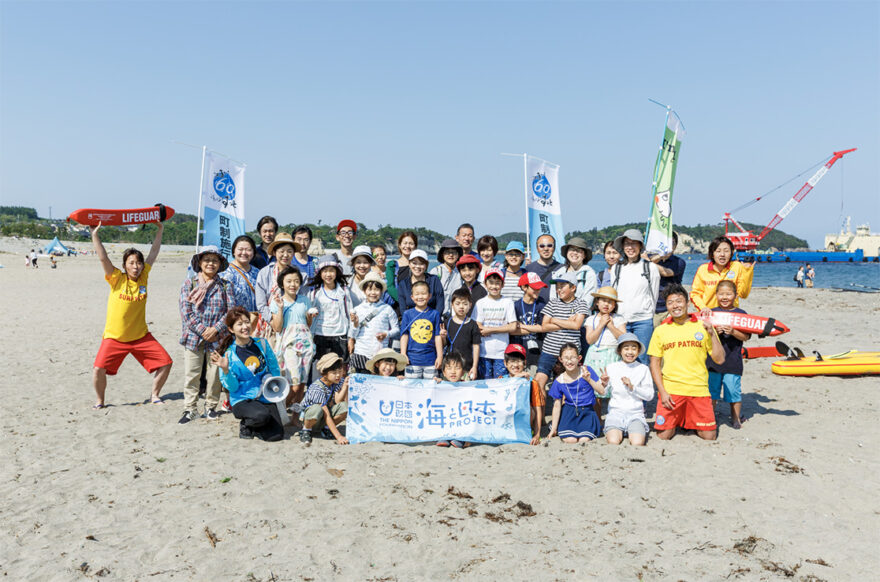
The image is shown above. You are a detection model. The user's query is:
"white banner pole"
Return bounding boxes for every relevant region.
[195,145,206,250]
[522,153,531,261]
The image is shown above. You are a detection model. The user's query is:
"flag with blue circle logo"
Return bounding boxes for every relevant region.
[526,155,564,263]
[201,150,246,259]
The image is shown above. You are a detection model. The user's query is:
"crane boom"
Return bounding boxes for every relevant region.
[756,148,856,241]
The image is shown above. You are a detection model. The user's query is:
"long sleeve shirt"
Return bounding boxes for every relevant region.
[178,277,235,351]
[605,360,654,416]
[348,301,400,357]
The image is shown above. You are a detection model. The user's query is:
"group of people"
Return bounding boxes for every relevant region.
[90,215,756,445]
[794,264,816,288]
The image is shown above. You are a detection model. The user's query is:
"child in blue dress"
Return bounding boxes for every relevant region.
[547,342,601,443]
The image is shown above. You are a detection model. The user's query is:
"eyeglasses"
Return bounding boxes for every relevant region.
[338,230,355,236]
[538,244,554,249]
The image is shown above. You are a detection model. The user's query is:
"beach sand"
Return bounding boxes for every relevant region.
[1,241,879,580]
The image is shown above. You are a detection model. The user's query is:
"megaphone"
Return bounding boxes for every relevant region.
[261,375,291,426]
[260,375,290,403]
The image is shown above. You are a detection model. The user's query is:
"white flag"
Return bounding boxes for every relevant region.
[201,150,246,259]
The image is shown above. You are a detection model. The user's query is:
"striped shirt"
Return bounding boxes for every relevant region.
[302,378,344,408]
[540,298,590,357]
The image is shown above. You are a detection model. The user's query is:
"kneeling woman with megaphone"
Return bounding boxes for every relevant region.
[211,306,286,441]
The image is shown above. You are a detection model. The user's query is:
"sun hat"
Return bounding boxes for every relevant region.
[456,254,481,268]
[590,286,623,303]
[316,353,343,373]
[504,344,527,358]
[315,255,346,283]
[615,332,645,356]
[267,233,301,256]
[484,267,504,281]
[505,241,526,254]
[613,228,644,254]
[191,245,229,273]
[552,272,578,286]
[518,271,548,290]
[560,237,593,263]
[436,238,464,263]
[409,249,429,264]
[358,271,387,292]
[351,245,375,264]
[366,348,408,373]
[337,219,357,234]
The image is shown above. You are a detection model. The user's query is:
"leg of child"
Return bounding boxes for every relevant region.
[562,437,579,444]
[577,437,593,443]
[605,428,623,445]
[627,421,647,446]
[730,401,743,429]
[530,407,542,445]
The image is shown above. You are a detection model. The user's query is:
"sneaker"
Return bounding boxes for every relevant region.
[450,440,465,449]
[178,410,197,425]
[219,398,232,413]
[320,427,334,440]
[436,440,450,447]
[239,424,255,439]
[299,430,313,445]
[204,408,220,420]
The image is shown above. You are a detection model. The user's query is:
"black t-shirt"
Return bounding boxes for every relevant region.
[706,307,746,375]
[445,318,482,370]
[235,340,267,375]
[655,254,687,312]
[524,259,562,302]
[510,297,546,347]
[460,282,487,316]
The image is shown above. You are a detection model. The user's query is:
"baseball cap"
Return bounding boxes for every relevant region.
[456,254,481,268]
[504,344,527,358]
[552,272,578,286]
[337,219,357,234]
[505,241,526,254]
[484,267,504,281]
[409,249,429,263]
[518,271,548,290]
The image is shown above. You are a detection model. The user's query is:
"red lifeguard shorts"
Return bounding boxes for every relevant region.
[654,394,716,432]
[94,333,172,375]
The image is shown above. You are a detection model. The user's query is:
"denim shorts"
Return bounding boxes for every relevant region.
[537,351,558,377]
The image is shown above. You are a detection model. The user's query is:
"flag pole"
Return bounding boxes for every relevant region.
[195,146,206,250]
[522,153,531,262]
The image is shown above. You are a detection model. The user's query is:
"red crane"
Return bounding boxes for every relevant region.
[723,148,856,251]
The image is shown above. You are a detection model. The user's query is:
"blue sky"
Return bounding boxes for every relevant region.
[1,1,877,247]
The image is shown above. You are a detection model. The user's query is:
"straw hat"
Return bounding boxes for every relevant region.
[366,348,407,373]
[316,353,343,373]
[358,271,386,292]
[267,233,301,256]
[590,286,623,303]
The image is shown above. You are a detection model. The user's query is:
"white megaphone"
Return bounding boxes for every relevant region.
[261,375,290,426]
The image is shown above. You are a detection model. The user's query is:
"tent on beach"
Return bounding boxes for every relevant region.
[42,237,72,256]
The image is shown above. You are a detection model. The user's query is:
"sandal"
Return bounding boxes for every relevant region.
[150,398,165,405]
[92,404,105,410]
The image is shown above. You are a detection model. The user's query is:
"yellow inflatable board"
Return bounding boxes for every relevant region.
[772,351,880,376]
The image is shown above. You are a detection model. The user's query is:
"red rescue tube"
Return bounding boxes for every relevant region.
[68,204,174,226]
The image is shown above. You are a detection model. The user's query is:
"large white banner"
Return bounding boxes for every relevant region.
[201,150,246,259]
[526,155,564,263]
[347,375,532,445]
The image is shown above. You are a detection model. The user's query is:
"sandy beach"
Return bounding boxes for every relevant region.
[1,240,879,581]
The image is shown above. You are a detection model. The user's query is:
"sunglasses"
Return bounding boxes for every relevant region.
[538,244,554,249]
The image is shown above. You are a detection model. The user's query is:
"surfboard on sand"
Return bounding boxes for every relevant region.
[771,341,880,376]
[68,204,174,226]
[698,310,790,338]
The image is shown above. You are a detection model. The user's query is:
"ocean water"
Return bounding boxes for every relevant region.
[398,254,880,291]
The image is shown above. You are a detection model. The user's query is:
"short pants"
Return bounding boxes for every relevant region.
[536,351,559,377]
[604,409,648,435]
[94,333,172,375]
[655,394,716,432]
[405,365,436,379]
[301,401,348,431]
[708,372,742,403]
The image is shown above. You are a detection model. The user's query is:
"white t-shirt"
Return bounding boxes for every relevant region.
[612,261,660,323]
[473,295,516,359]
[605,360,654,415]
[310,285,351,336]
[585,313,626,347]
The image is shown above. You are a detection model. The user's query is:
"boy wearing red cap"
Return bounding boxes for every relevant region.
[501,344,545,445]
[333,219,357,276]
[473,268,517,379]
[509,272,548,373]
[455,254,487,314]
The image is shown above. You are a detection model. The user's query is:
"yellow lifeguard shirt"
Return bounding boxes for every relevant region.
[103,264,151,342]
[647,315,713,397]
